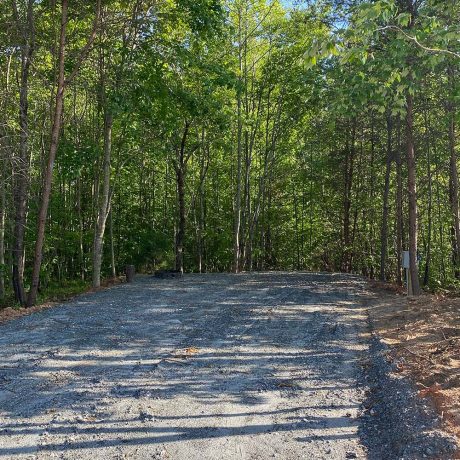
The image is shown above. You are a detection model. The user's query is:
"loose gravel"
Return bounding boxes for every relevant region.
[0,272,456,459]
[360,336,457,459]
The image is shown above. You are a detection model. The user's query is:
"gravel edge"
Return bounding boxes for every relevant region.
[359,334,458,459]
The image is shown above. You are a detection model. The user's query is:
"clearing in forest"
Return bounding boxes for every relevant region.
[0,273,456,459]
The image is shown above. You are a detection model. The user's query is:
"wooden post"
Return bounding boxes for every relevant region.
[125,265,135,283]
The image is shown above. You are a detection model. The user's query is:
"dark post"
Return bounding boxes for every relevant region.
[125,265,135,283]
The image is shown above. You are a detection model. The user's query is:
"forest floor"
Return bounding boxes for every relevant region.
[367,281,460,448]
[0,272,457,459]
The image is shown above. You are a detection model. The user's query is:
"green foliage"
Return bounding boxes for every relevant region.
[2,0,460,310]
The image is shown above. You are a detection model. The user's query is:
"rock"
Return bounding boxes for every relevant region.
[139,411,155,422]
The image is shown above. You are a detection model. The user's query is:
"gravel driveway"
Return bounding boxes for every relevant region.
[0,273,455,459]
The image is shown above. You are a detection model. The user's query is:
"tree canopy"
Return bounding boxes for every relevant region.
[1,0,460,306]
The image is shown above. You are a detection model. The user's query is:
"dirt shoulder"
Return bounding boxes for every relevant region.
[367,281,460,452]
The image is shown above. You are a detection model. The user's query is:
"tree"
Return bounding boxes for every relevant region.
[28,0,101,306]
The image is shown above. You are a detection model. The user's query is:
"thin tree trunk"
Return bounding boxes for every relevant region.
[0,160,5,300]
[197,129,207,273]
[406,92,421,295]
[12,0,34,305]
[380,113,392,281]
[28,0,68,307]
[423,109,432,286]
[396,120,404,285]
[233,8,243,273]
[233,108,242,272]
[92,110,113,288]
[174,122,189,274]
[175,167,185,273]
[0,54,12,300]
[434,142,447,282]
[343,120,356,272]
[368,116,376,278]
[77,177,85,280]
[294,189,300,270]
[109,209,116,278]
[27,0,100,304]
[448,66,460,278]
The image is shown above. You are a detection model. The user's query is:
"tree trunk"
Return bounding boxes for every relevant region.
[0,159,5,300]
[343,120,356,272]
[448,66,460,278]
[233,104,242,268]
[175,167,185,273]
[434,142,447,282]
[27,0,68,306]
[92,111,113,288]
[423,110,432,286]
[0,53,13,300]
[174,122,189,274]
[197,129,208,273]
[406,92,421,295]
[395,120,404,285]
[380,114,392,281]
[12,0,34,306]
[109,209,116,278]
[233,8,243,273]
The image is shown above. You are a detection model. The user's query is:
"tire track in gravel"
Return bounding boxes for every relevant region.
[1,272,449,460]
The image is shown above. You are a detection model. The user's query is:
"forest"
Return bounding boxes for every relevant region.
[1,0,460,307]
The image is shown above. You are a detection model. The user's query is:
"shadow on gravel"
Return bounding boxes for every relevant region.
[0,415,362,456]
[0,273,368,456]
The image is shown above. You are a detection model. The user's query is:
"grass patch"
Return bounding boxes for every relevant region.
[1,279,90,310]
[36,279,90,304]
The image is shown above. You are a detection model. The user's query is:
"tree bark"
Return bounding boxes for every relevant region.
[27,0,100,305]
[109,209,116,278]
[92,110,113,288]
[395,120,404,285]
[27,0,68,306]
[12,0,34,306]
[174,122,189,274]
[423,109,432,286]
[380,113,392,281]
[343,119,356,272]
[233,11,243,273]
[406,92,421,295]
[0,156,5,300]
[448,66,460,278]
[197,128,208,273]
[0,53,13,300]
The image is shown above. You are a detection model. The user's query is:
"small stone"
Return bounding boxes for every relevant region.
[139,411,155,422]
[345,452,358,459]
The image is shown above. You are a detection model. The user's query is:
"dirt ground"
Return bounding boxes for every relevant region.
[367,281,460,446]
[0,272,457,459]
[0,273,371,459]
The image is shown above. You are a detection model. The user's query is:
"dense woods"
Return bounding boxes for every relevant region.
[1,0,460,306]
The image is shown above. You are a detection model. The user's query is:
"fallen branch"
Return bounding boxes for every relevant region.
[401,346,437,365]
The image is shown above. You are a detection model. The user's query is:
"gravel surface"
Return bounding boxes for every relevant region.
[0,272,456,459]
[360,337,457,460]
